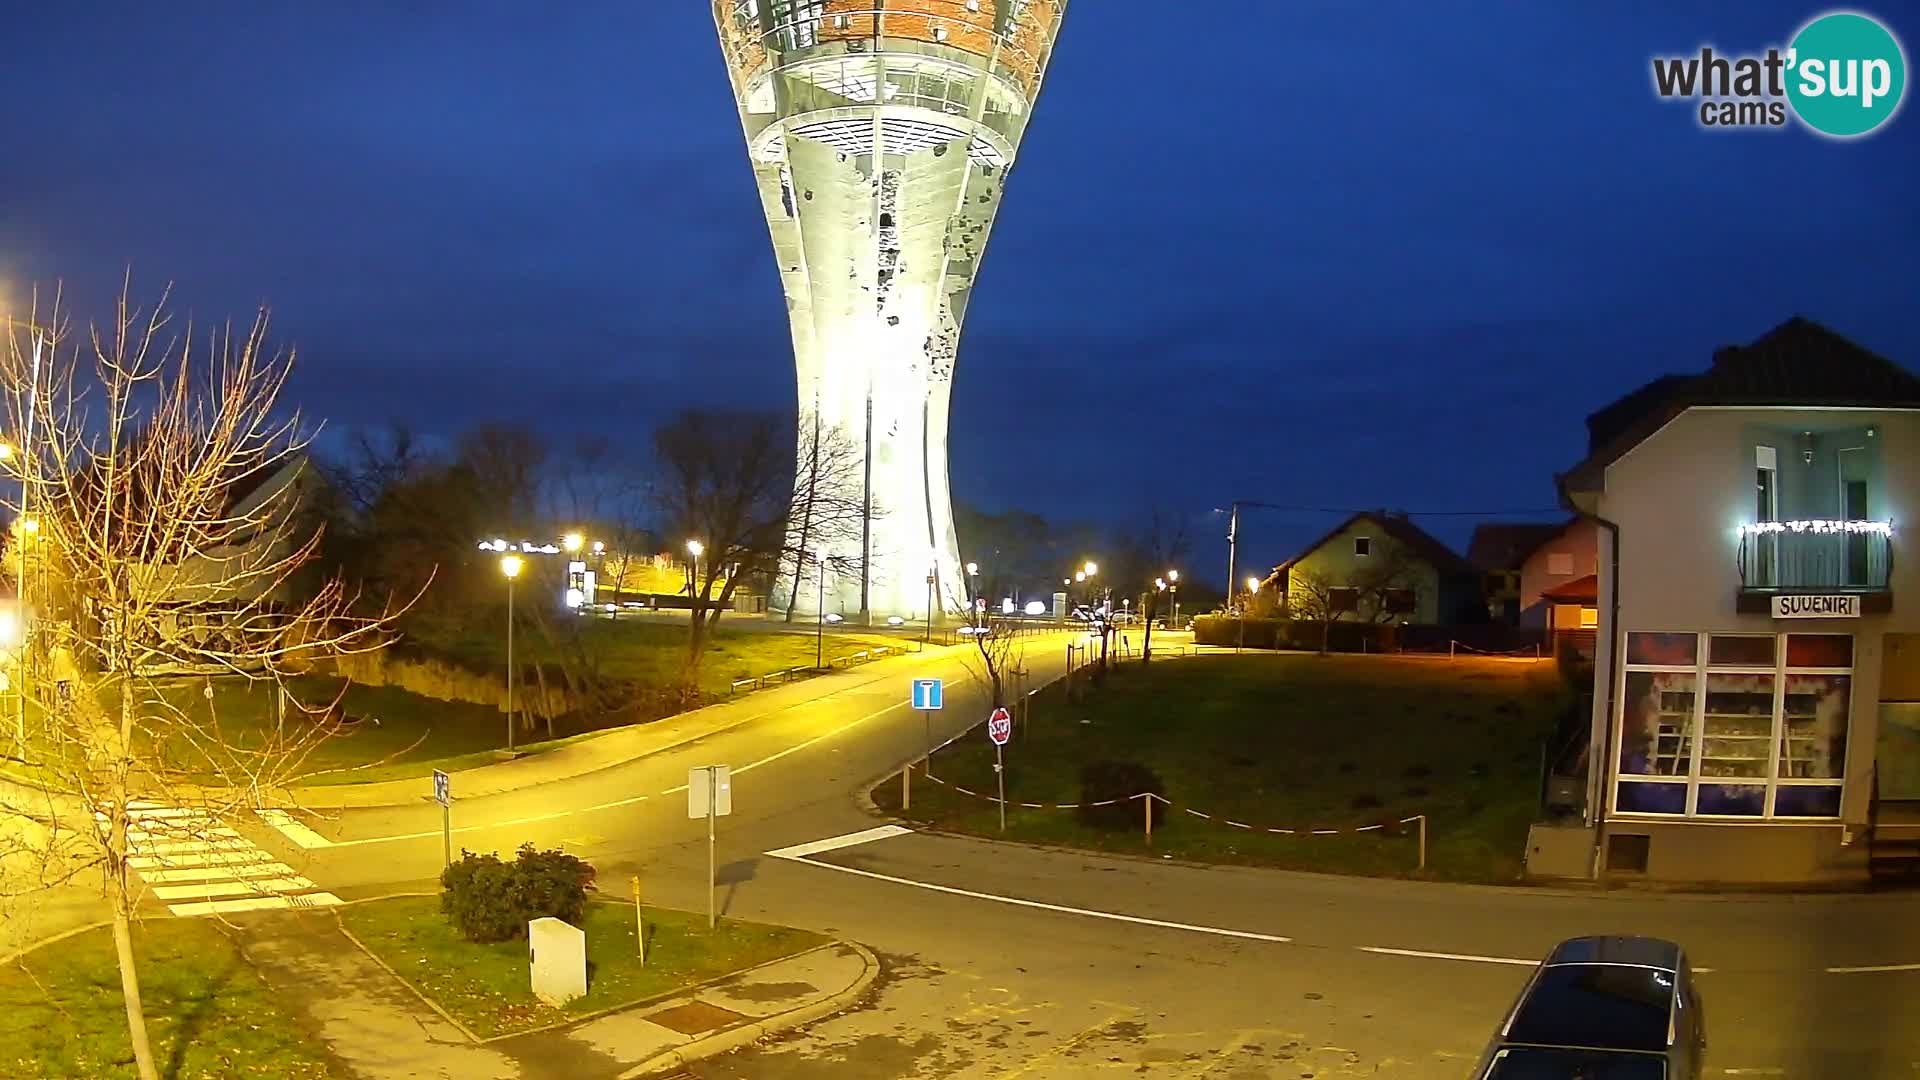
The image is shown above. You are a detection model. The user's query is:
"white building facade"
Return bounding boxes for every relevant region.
[1560,319,1920,883]
[713,1,1068,620]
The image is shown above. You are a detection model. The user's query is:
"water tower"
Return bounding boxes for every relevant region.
[713,1,1068,621]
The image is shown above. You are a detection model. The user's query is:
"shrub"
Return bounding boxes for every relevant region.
[440,844,598,944]
[1076,760,1165,831]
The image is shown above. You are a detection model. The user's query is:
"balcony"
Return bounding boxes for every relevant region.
[1736,521,1893,613]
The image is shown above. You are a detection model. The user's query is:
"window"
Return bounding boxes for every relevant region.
[1547,552,1573,576]
[1353,536,1372,557]
[1384,588,1416,614]
[1579,607,1598,629]
[1329,587,1359,613]
[1614,631,1851,819]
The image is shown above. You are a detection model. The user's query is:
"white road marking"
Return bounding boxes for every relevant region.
[768,848,1290,944]
[165,893,342,918]
[151,877,316,901]
[1721,1068,1786,1075]
[106,801,339,917]
[1825,962,1920,974]
[256,809,334,849]
[1356,946,1538,967]
[765,825,912,860]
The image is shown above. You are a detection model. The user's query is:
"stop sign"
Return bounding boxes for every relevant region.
[987,707,1012,746]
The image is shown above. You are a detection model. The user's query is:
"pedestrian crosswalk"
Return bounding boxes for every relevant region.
[97,801,341,918]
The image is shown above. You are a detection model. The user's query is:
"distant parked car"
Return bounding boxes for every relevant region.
[1473,936,1705,1079]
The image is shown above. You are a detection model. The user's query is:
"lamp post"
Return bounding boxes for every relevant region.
[501,554,524,751]
[924,551,937,645]
[1167,569,1180,628]
[5,321,47,748]
[965,562,979,615]
[814,548,827,670]
[685,538,704,597]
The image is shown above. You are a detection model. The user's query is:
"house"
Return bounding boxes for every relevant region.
[1468,522,1568,623]
[1553,316,1920,884]
[1271,511,1485,626]
[1517,518,1600,641]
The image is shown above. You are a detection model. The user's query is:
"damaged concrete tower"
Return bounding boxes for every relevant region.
[713,1,1069,622]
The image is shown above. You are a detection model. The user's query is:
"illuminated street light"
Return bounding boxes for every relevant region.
[1074,571,1085,583]
[1247,576,1260,594]
[0,442,11,460]
[501,554,523,752]
[563,532,584,553]
[686,539,705,558]
[1084,561,1098,577]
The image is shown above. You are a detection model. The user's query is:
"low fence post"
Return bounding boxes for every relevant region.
[901,761,911,810]
[1417,815,1428,871]
[631,874,646,966]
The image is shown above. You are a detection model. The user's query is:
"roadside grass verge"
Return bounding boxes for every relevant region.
[337,895,828,1039]
[874,653,1565,882]
[0,921,338,1079]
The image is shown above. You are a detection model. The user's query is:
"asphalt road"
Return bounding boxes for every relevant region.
[89,631,1920,1076]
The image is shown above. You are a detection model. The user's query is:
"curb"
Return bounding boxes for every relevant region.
[616,941,881,1079]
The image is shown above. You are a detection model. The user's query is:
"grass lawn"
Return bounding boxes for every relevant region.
[338,896,828,1039]
[412,617,905,699]
[874,653,1567,882]
[120,675,537,787]
[0,921,338,1079]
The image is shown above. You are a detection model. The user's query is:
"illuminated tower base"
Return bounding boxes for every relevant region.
[714,1,1067,621]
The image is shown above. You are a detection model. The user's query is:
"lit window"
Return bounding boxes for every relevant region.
[1614,631,1850,820]
[1579,607,1598,629]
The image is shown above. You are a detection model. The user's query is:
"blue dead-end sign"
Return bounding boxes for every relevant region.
[912,678,944,711]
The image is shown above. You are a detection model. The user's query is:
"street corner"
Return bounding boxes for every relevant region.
[593,940,880,1079]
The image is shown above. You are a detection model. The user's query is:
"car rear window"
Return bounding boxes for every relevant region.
[1486,1046,1666,1079]
[1505,963,1673,1053]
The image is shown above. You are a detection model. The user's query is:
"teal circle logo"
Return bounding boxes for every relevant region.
[1786,11,1907,137]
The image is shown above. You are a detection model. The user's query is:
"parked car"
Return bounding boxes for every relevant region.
[1473,936,1705,1079]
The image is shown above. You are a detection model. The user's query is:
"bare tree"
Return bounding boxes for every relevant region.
[651,409,867,690]
[780,413,868,622]
[1351,543,1422,625]
[0,281,399,1080]
[1118,507,1190,665]
[1283,567,1343,653]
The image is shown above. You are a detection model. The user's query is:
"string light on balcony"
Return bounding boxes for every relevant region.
[1739,519,1894,537]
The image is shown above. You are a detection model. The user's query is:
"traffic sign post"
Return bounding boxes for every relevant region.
[911,678,943,776]
[688,765,733,929]
[988,707,1012,833]
[432,769,452,868]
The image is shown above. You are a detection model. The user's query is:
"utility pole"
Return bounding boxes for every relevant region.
[1225,502,1240,614]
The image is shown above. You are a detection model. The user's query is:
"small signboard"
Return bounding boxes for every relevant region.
[1771,594,1861,619]
[688,765,733,818]
[987,707,1012,746]
[912,678,944,711]
[433,769,451,808]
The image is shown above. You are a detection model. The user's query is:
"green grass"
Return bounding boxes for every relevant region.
[410,617,904,699]
[875,653,1566,882]
[338,896,828,1039]
[0,921,338,1079]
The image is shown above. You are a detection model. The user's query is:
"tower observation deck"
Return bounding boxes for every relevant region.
[713,1,1068,621]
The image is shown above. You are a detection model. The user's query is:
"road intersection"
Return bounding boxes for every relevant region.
[28,631,1920,1076]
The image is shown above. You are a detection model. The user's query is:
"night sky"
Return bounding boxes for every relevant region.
[2,3,1915,582]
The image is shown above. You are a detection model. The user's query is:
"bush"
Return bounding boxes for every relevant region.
[1076,760,1165,831]
[440,844,598,944]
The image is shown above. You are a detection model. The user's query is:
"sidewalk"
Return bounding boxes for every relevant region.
[232,909,876,1080]
[290,640,984,810]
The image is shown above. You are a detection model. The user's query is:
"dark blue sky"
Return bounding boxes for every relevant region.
[2,3,1915,580]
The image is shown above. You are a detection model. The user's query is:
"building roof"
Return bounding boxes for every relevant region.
[1561,317,1920,497]
[1466,521,1570,572]
[1274,511,1478,578]
[1539,573,1598,604]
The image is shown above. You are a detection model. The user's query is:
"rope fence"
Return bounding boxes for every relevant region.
[1447,640,1543,660]
[899,762,1429,870]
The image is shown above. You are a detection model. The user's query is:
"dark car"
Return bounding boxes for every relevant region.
[1473,936,1706,1079]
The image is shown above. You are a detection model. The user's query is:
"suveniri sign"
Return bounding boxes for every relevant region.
[1772,594,1862,619]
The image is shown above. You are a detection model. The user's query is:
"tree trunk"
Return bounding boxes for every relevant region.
[1142,597,1155,665]
[111,904,159,1080]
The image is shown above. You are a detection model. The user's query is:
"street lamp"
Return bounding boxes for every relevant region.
[1167,569,1181,627]
[686,539,704,596]
[562,532,584,554]
[965,561,979,614]
[925,550,939,644]
[500,554,524,752]
[813,547,828,670]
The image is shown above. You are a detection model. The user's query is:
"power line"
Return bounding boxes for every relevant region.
[1212,503,1567,519]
